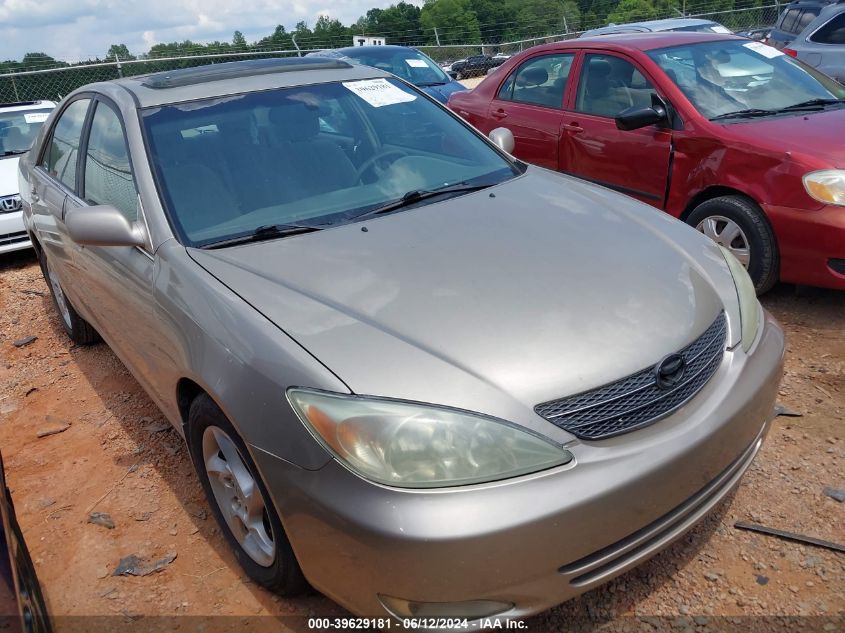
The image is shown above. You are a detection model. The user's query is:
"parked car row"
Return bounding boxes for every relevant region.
[448,32,845,292]
[17,55,785,626]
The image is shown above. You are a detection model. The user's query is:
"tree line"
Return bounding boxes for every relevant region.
[2,0,775,77]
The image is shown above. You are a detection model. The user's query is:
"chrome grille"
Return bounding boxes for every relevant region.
[535,312,727,440]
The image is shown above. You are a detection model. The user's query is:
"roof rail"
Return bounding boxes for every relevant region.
[139,57,353,89]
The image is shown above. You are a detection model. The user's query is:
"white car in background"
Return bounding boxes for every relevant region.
[1,100,55,253]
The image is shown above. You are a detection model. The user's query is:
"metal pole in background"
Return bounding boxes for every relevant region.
[292,34,302,57]
[114,52,123,78]
[11,75,20,101]
[434,27,441,46]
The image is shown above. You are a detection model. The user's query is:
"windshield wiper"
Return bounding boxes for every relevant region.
[776,98,845,112]
[1,150,27,157]
[352,182,493,222]
[709,108,778,121]
[417,81,449,87]
[204,222,325,249]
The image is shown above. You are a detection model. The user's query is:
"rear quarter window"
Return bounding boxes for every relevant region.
[809,12,845,43]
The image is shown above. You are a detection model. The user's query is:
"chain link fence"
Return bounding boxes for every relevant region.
[0,4,784,104]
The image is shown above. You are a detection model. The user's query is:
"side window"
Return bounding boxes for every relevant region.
[779,8,801,32]
[496,54,574,108]
[40,98,90,191]
[83,102,138,221]
[796,9,821,34]
[576,54,657,118]
[811,13,845,44]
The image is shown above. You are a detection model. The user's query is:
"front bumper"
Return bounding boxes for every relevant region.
[765,202,845,289]
[0,211,31,254]
[254,312,785,621]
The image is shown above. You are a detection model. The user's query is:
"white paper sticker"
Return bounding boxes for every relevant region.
[23,112,49,124]
[343,78,417,108]
[711,25,732,34]
[406,58,429,68]
[743,41,785,59]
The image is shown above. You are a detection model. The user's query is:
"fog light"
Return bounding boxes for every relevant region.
[379,594,512,619]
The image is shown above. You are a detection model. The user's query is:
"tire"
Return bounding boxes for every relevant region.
[686,195,779,294]
[187,394,306,595]
[37,249,99,345]
[456,71,464,81]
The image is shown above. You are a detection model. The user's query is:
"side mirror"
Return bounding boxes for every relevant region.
[488,127,515,154]
[66,205,145,247]
[615,105,668,131]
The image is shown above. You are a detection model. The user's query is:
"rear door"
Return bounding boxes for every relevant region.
[30,97,92,301]
[487,52,575,169]
[561,52,672,208]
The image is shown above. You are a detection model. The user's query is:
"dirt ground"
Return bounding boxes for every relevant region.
[1,248,843,632]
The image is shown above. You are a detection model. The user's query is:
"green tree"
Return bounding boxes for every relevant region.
[355,2,424,45]
[232,31,247,50]
[106,44,135,61]
[312,15,350,48]
[420,0,482,44]
[470,0,517,43]
[607,0,659,24]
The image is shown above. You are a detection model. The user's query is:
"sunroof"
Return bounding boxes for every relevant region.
[139,57,353,89]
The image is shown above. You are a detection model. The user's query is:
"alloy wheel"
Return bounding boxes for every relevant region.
[202,426,276,567]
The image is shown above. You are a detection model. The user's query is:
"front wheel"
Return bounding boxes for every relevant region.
[37,250,99,345]
[188,394,306,595]
[686,195,779,294]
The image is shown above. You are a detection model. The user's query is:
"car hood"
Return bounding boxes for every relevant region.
[421,81,467,104]
[0,156,21,197]
[719,107,845,167]
[189,169,737,431]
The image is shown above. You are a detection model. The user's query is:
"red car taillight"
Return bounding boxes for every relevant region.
[784,48,798,57]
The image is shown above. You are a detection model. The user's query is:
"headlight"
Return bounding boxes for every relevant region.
[803,169,845,206]
[719,245,761,352]
[288,389,573,488]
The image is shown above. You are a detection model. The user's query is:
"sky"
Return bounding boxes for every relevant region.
[0,0,425,62]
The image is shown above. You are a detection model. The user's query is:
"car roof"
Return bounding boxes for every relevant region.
[91,57,392,108]
[545,31,740,52]
[0,100,56,112]
[582,18,719,36]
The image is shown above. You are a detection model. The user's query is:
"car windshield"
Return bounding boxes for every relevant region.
[0,108,52,155]
[648,39,845,120]
[142,78,517,247]
[342,49,451,86]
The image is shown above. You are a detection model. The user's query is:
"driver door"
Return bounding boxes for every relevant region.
[562,53,672,208]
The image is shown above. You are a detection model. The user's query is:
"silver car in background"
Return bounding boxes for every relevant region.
[785,2,845,83]
[18,58,784,624]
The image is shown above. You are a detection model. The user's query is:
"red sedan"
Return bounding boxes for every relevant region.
[448,33,845,292]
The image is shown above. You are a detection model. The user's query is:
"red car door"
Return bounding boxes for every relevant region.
[487,52,576,170]
[561,52,672,208]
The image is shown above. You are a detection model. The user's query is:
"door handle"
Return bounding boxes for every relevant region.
[491,109,508,120]
[563,122,584,134]
[30,187,39,202]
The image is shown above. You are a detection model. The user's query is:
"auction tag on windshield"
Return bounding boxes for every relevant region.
[405,59,429,68]
[711,25,732,34]
[24,112,49,124]
[743,41,784,59]
[343,78,417,107]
